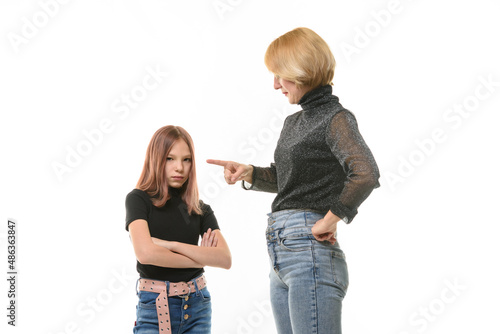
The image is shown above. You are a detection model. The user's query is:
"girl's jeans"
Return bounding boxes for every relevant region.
[267,210,349,334]
[133,280,211,334]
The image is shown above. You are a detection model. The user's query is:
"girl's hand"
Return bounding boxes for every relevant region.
[200,228,218,247]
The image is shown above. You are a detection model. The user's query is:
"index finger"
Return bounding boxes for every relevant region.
[206,159,229,167]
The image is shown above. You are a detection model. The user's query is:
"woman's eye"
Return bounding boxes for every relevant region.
[184,158,192,162]
[166,157,173,161]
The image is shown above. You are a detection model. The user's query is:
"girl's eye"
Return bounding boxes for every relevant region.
[166,157,173,161]
[184,158,192,162]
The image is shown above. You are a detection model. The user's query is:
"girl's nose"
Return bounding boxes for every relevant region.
[175,160,183,171]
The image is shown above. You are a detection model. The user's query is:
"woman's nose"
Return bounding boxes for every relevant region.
[273,76,281,90]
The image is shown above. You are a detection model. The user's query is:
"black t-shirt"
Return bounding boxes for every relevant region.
[125,188,220,282]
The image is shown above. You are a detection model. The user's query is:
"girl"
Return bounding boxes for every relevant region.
[126,125,231,334]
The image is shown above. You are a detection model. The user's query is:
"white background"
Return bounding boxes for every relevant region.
[1,0,499,333]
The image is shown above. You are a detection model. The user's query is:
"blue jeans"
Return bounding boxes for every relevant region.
[133,280,212,334]
[267,210,349,334]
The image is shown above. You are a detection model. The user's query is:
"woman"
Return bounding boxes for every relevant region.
[126,125,231,334]
[208,27,379,333]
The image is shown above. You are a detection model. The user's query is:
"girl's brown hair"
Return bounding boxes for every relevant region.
[136,125,201,215]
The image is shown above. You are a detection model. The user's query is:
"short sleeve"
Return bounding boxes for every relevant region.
[125,190,150,231]
[200,202,220,234]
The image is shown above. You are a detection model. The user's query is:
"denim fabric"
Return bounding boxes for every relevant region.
[133,280,211,334]
[267,210,349,334]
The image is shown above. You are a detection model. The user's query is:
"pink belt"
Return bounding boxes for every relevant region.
[137,275,207,334]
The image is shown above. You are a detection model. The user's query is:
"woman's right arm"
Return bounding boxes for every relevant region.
[128,219,203,268]
[206,159,278,192]
[206,159,254,184]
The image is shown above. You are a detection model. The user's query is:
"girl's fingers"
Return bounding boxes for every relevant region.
[208,230,215,246]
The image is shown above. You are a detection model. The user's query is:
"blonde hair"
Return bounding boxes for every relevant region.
[264,27,335,89]
[136,125,201,215]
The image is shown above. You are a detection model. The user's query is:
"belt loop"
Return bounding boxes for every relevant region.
[135,278,139,296]
[193,277,200,296]
[165,280,170,294]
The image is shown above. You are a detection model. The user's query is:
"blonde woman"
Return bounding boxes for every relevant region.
[126,125,231,334]
[208,27,379,333]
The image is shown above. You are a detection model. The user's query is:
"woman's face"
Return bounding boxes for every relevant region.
[165,139,192,188]
[274,76,309,104]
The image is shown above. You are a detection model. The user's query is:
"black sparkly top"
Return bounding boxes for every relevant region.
[246,85,380,223]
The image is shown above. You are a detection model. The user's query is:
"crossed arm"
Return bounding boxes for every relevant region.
[128,219,232,270]
[151,228,231,269]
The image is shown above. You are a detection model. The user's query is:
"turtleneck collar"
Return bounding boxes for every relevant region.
[298,85,337,110]
[168,186,183,198]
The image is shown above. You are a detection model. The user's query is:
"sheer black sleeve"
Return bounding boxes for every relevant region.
[326,111,380,223]
[241,163,278,193]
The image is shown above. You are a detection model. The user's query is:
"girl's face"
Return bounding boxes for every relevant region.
[165,139,192,188]
[273,76,310,104]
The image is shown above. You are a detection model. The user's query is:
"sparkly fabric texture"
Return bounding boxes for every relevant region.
[248,85,380,223]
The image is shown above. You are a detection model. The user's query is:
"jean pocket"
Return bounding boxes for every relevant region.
[330,251,349,292]
[281,235,312,252]
[137,301,157,310]
[199,287,211,301]
[137,291,159,312]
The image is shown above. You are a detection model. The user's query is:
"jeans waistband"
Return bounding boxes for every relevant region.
[267,209,326,218]
[266,210,325,241]
[266,210,343,249]
[267,209,325,226]
[137,275,207,334]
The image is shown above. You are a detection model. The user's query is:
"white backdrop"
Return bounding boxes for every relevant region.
[1,0,499,333]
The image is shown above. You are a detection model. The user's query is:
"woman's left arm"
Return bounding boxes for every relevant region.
[152,229,232,270]
[327,110,380,221]
[312,111,380,243]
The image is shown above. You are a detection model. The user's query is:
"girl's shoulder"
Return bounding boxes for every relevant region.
[198,200,214,217]
[126,188,153,205]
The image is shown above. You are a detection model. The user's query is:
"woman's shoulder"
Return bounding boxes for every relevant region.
[329,108,357,125]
